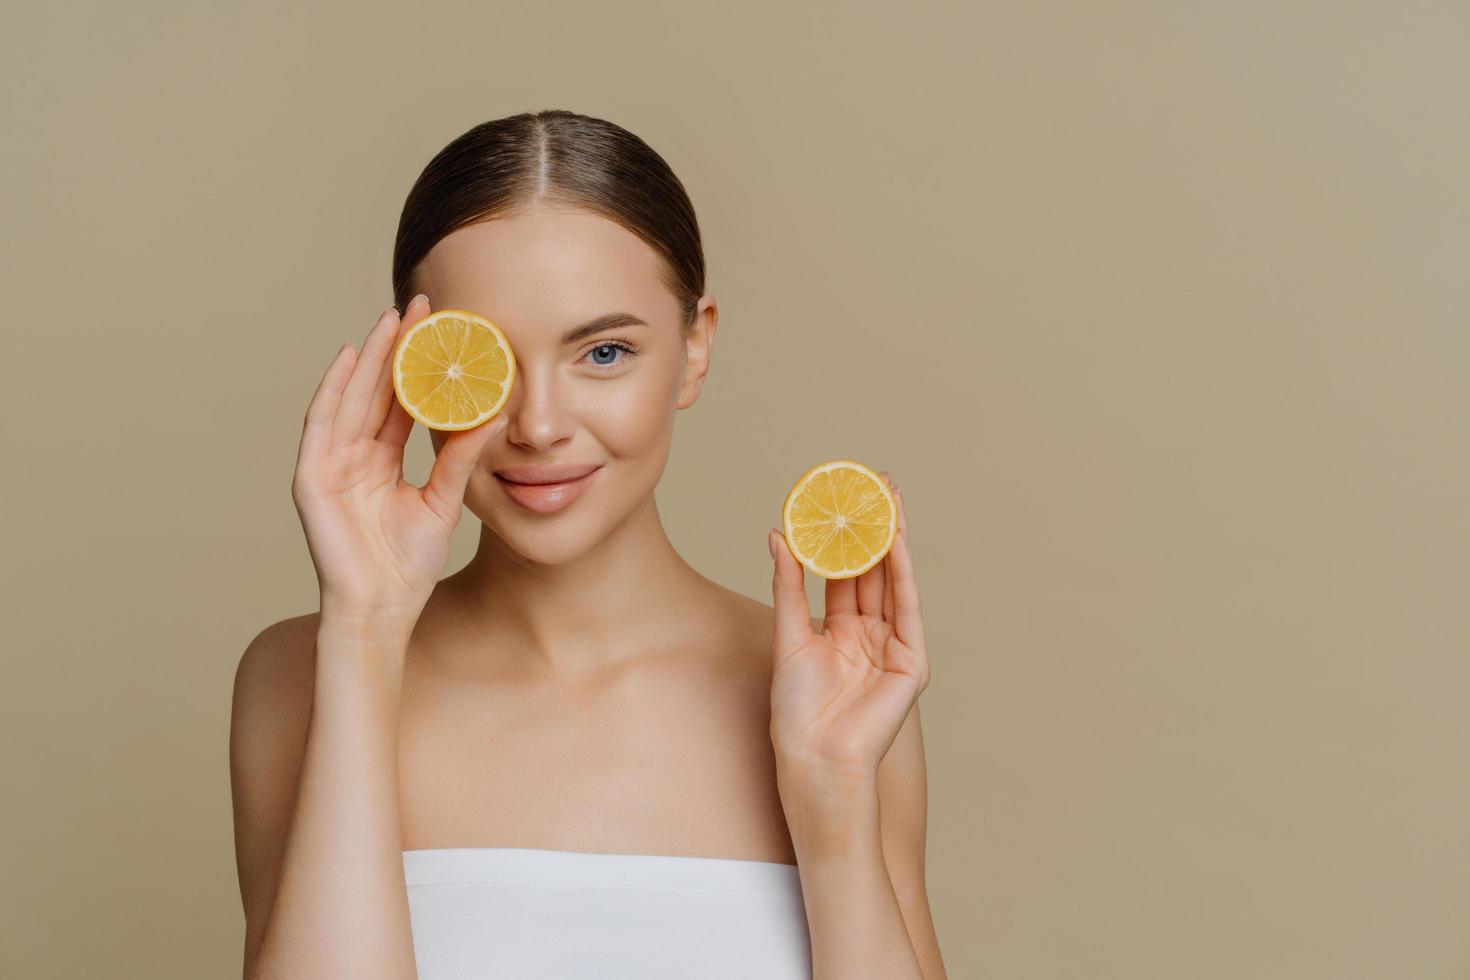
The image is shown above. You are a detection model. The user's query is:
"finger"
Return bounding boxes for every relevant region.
[375,297,433,454]
[886,481,905,624]
[888,487,926,650]
[895,482,909,544]
[376,395,415,453]
[769,528,815,652]
[420,413,509,522]
[825,566,859,618]
[332,306,402,448]
[857,470,893,617]
[883,548,895,624]
[299,342,358,465]
[361,295,427,447]
[856,547,886,618]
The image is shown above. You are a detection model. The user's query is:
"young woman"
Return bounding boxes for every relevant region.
[229,109,945,980]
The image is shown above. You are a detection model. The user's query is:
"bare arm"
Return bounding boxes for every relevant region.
[234,293,506,978]
[231,616,418,979]
[876,700,947,979]
[805,613,946,979]
[778,763,926,980]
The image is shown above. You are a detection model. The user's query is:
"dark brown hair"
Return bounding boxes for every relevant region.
[392,109,706,327]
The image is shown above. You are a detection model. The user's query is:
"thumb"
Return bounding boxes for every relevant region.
[422,413,509,521]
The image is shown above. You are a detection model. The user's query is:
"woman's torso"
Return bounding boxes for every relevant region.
[392,583,810,977]
[397,585,795,862]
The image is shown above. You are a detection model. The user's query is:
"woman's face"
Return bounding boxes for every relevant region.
[411,203,716,564]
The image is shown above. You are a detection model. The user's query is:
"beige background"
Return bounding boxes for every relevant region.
[3,2,1467,977]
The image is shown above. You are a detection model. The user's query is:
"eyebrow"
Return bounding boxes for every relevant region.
[561,312,649,345]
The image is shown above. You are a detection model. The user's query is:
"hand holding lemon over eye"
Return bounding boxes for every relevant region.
[292,295,515,629]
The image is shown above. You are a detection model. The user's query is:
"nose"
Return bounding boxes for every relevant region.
[501,361,575,453]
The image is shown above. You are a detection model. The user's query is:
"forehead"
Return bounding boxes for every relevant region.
[413,205,676,340]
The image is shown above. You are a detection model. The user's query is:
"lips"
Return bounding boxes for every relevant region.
[493,465,602,514]
[493,463,602,485]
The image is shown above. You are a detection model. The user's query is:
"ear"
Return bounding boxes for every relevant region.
[676,294,718,410]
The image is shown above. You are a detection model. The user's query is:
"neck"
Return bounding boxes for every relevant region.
[439,493,711,678]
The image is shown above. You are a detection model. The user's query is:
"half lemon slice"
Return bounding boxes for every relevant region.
[781,459,897,579]
[392,309,516,431]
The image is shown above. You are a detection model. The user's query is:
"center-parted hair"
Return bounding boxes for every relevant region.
[392,109,706,328]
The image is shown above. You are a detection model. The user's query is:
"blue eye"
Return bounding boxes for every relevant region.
[584,340,637,369]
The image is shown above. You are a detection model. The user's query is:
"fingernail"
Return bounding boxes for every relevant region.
[768,530,779,561]
[413,293,428,307]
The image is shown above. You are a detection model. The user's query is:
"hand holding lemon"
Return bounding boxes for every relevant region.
[291,295,511,629]
[768,461,930,782]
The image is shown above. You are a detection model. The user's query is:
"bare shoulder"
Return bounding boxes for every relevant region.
[228,612,321,944]
[231,613,321,756]
[233,612,320,705]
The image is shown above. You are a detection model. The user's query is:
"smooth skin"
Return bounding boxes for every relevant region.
[229,202,945,979]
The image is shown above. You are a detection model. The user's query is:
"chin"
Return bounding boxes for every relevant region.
[467,503,601,566]
[513,530,592,565]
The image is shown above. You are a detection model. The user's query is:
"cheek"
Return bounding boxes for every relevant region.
[588,380,674,458]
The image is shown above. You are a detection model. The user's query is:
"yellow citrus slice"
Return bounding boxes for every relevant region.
[781,459,897,579]
[392,309,517,431]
